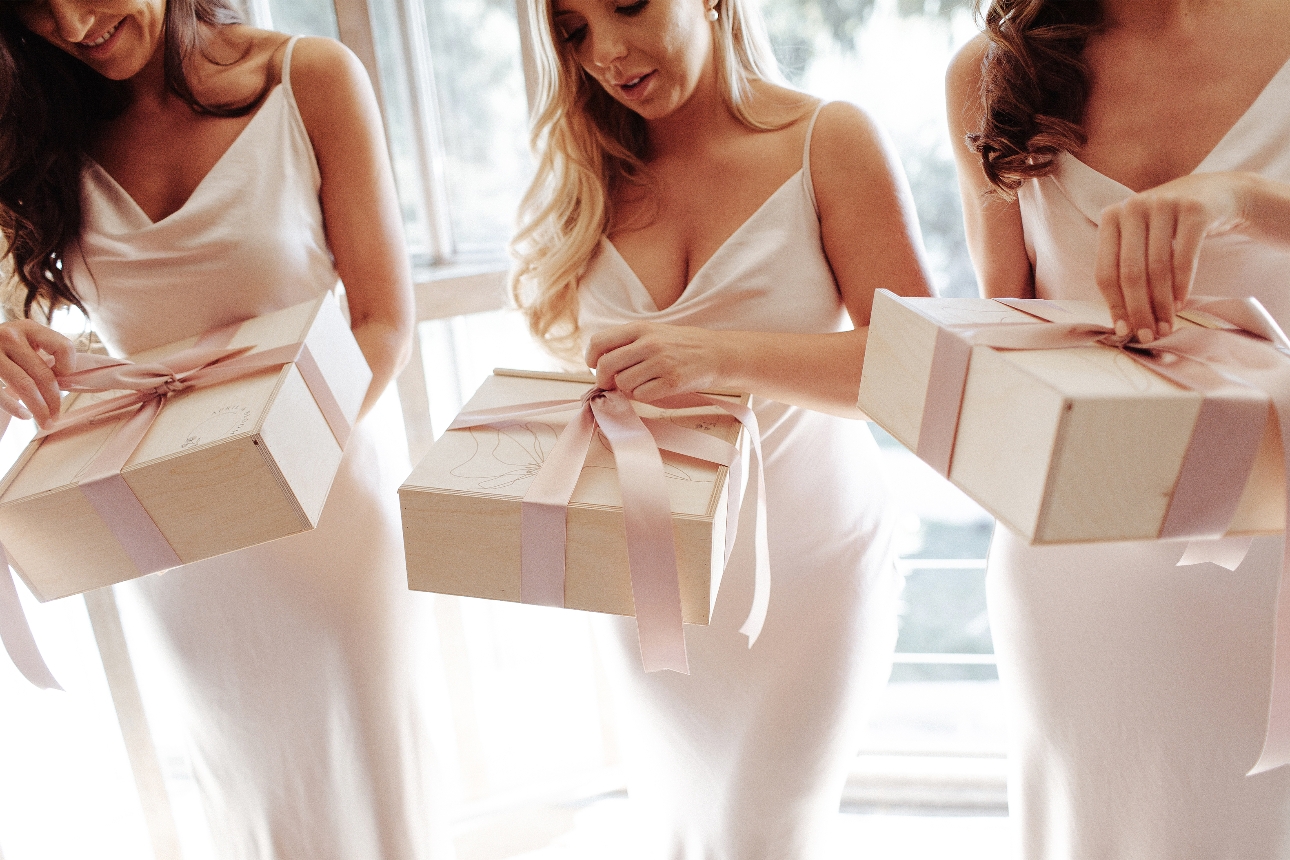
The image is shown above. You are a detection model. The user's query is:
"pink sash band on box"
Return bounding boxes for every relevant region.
[0,323,353,691]
[448,386,765,674]
[903,290,1290,774]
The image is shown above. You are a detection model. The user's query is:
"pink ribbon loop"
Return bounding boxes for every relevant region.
[448,383,765,672]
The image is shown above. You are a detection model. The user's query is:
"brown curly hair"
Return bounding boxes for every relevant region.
[967,0,1102,197]
[0,0,266,321]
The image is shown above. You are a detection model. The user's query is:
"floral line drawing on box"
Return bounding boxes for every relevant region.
[449,420,701,492]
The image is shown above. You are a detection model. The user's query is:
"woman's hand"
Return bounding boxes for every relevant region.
[1094,171,1261,342]
[0,320,75,427]
[587,322,730,402]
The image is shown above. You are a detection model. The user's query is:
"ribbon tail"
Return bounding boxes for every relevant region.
[592,393,688,674]
[695,396,769,648]
[1251,381,1290,774]
[1253,538,1290,774]
[0,547,61,690]
[520,406,596,607]
[1176,536,1254,571]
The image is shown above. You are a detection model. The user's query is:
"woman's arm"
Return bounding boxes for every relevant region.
[289,37,414,417]
[587,102,934,418]
[945,34,1034,300]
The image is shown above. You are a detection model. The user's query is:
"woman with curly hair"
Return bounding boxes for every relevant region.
[948,0,1290,856]
[0,1,450,856]
[510,0,931,852]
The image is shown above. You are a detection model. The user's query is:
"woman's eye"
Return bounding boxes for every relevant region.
[615,0,648,15]
[559,22,587,43]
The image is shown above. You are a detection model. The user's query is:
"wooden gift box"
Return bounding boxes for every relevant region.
[857,289,1284,544]
[0,293,371,600]
[400,369,749,623]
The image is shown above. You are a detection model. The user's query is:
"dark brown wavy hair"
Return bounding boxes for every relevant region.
[967,0,1102,197]
[0,0,263,320]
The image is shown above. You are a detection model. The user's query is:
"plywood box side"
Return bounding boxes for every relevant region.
[302,293,371,427]
[402,490,522,601]
[563,504,635,617]
[0,486,139,601]
[950,347,1067,540]
[259,365,345,527]
[124,435,310,561]
[401,484,719,623]
[1035,396,1201,543]
[857,292,938,449]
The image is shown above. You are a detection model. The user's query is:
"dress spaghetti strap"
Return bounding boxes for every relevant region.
[802,101,829,217]
[281,35,301,109]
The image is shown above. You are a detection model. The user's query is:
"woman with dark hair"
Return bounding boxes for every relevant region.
[947,1,1290,857]
[0,2,449,857]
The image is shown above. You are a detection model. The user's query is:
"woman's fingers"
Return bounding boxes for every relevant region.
[0,352,52,426]
[1095,212,1130,337]
[1115,207,1157,342]
[0,322,75,426]
[1094,173,1252,341]
[1145,204,1177,336]
[0,385,33,422]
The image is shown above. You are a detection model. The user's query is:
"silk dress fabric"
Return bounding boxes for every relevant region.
[996,56,1290,860]
[66,38,450,860]
[577,102,901,860]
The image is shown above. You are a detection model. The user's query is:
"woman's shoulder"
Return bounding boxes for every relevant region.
[946,32,989,108]
[272,35,368,95]
[274,36,379,141]
[806,101,887,172]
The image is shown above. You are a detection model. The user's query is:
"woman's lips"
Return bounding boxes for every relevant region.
[615,70,656,101]
[78,19,124,57]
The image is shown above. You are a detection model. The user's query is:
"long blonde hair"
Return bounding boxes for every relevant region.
[510,0,785,360]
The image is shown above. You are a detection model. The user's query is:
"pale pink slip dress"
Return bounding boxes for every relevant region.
[992,55,1290,860]
[66,37,451,860]
[577,101,902,860]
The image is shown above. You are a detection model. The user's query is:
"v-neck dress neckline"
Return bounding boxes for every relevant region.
[1054,54,1290,226]
[88,85,284,227]
[603,169,803,313]
[70,39,333,356]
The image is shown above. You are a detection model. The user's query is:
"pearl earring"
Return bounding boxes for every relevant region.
[706,3,718,20]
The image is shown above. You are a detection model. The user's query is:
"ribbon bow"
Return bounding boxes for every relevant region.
[911,292,1290,774]
[448,383,767,674]
[0,323,352,692]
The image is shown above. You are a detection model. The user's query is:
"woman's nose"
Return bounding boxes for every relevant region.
[587,26,627,69]
[46,0,96,43]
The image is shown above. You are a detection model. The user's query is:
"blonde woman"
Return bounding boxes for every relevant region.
[512,0,932,853]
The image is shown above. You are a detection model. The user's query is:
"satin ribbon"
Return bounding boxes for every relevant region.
[448,385,765,674]
[903,290,1290,773]
[0,325,354,691]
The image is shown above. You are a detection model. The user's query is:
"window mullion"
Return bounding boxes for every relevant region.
[392,0,456,263]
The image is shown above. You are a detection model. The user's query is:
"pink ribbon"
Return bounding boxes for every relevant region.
[0,324,354,691]
[904,291,1290,773]
[448,385,766,674]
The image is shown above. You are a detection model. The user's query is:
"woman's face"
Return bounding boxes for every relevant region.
[16,0,166,80]
[552,0,715,121]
